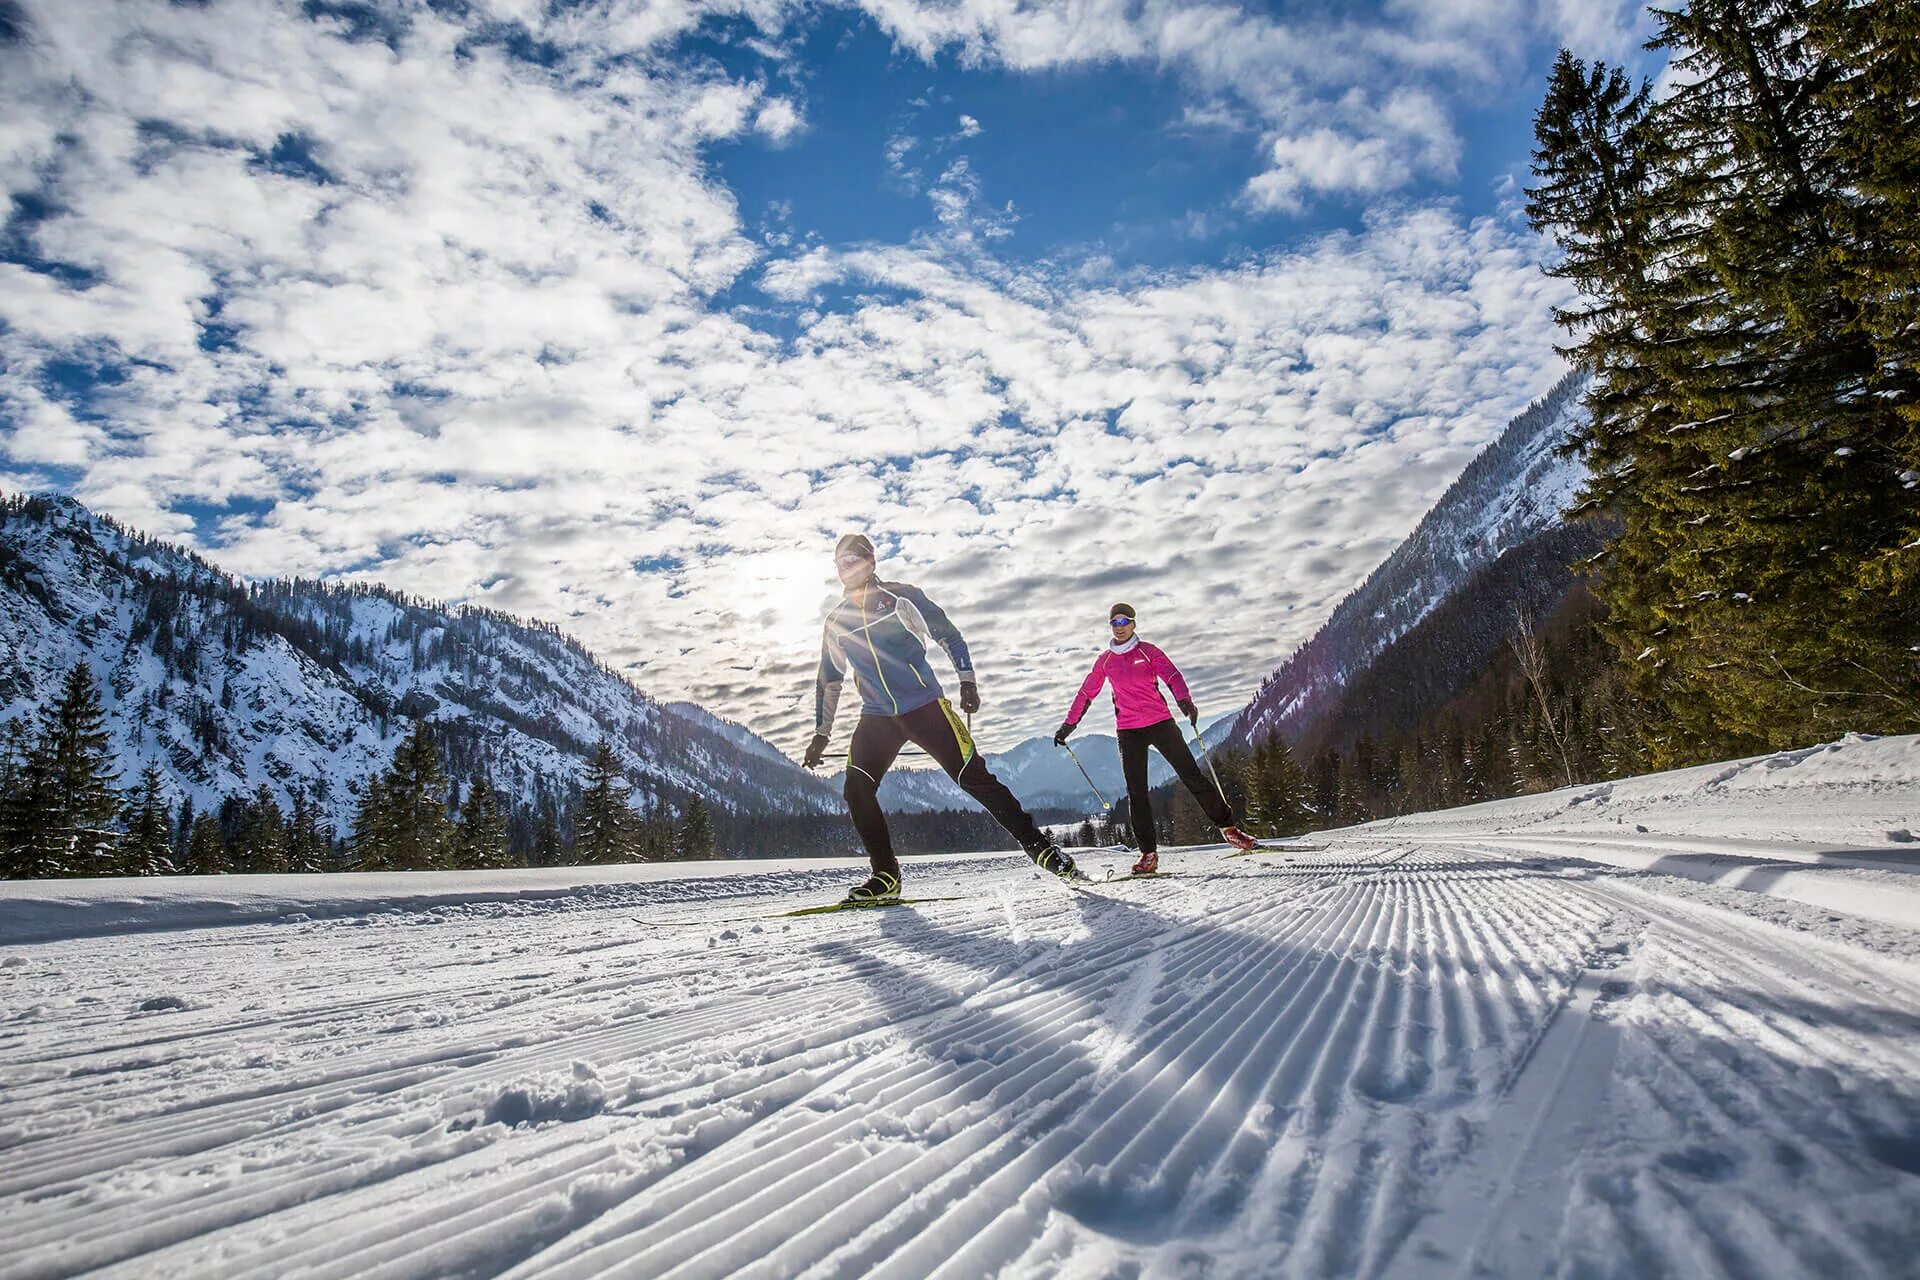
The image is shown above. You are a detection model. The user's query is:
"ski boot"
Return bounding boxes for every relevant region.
[1030,842,1081,881]
[1220,826,1258,852]
[845,870,901,903]
[1130,850,1159,876]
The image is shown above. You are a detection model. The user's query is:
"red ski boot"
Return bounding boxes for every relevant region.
[1130,850,1159,876]
[1221,826,1258,852]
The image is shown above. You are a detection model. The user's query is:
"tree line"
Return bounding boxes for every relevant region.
[0,662,1058,878]
[0,663,726,878]
[1527,0,1917,767]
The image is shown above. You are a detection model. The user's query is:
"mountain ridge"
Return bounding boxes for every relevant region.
[0,492,838,830]
[1224,368,1592,752]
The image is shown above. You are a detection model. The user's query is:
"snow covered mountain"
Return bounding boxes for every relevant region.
[1225,368,1593,752]
[0,493,838,827]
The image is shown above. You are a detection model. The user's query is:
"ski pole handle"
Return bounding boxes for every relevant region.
[1061,740,1110,811]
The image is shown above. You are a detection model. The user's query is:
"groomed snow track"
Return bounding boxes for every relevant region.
[3,838,1917,1279]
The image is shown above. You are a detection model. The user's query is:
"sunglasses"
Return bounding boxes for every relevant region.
[1110,616,1134,627]
[836,553,872,568]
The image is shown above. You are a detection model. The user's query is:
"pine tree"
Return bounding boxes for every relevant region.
[575,741,637,864]
[285,788,332,874]
[120,765,175,876]
[20,663,123,876]
[673,795,715,860]
[232,785,288,874]
[185,812,227,876]
[350,776,395,871]
[1532,8,1920,764]
[1256,738,1315,836]
[455,774,513,869]
[384,724,454,871]
[0,717,35,879]
[533,805,564,867]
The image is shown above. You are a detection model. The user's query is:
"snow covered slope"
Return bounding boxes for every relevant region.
[1227,368,1592,751]
[2,735,1915,1278]
[0,494,837,825]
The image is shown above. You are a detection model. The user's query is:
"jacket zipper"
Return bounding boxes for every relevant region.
[859,592,900,714]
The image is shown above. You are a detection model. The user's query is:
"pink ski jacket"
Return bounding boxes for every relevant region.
[1065,638,1191,732]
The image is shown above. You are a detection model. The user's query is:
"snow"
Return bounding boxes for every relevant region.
[2,736,1917,1278]
[0,497,836,828]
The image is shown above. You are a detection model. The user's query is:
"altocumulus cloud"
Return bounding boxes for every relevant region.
[2,0,1588,755]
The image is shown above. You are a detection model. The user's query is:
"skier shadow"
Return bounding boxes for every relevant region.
[801,875,1359,1245]
[799,859,1920,1276]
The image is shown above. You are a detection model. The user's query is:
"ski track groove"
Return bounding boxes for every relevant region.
[3,839,1916,1278]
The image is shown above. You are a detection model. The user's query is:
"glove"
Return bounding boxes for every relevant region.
[801,732,829,770]
[1178,698,1198,726]
[958,681,980,715]
[1054,722,1075,747]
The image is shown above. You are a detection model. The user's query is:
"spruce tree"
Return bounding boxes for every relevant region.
[533,805,564,867]
[120,765,175,876]
[285,788,332,874]
[673,795,715,860]
[233,785,288,874]
[185,812,227,875]
[1259,739,1315,836]
[23,663,123,876]
[350,776,394,871]
[384,724,454,871]
[1334,754,1369,825]
[1168,785,1212,846]
[0,717,34,879]
[173,794,196,866]
[1532,7,1919,763]
[455,774,513,869]
[575,741,637,864]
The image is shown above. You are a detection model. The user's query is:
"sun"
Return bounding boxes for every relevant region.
[728,547,841,636]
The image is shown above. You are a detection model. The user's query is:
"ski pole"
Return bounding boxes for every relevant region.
[1188,717,1227,802]
[1061,741,1110,811]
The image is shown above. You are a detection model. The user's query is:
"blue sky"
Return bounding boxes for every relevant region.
[0,0,1660,752]
[708,3,1562,277]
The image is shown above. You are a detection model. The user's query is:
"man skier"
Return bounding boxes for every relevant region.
[803,533,1079,901]
[1055,602,1258,873]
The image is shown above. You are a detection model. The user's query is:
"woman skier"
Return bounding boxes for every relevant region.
[803,533,1079,901]
[1054,603,1257,873]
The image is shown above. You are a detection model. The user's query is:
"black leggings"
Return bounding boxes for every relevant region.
[844,698,1047,877]
[1118,718,1232,853]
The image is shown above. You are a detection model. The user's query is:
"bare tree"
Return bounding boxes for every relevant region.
[1510,608,1575,789]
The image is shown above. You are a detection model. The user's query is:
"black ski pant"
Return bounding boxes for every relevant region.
[844,698,1046,878]
[1118,717,1232,853]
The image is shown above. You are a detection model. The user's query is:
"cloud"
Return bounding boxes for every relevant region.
[1540,0,1654,60]
[1,0,1579,759]
[844,0,1619,215]
[928,157,1016,242]
[753,96,805,144]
